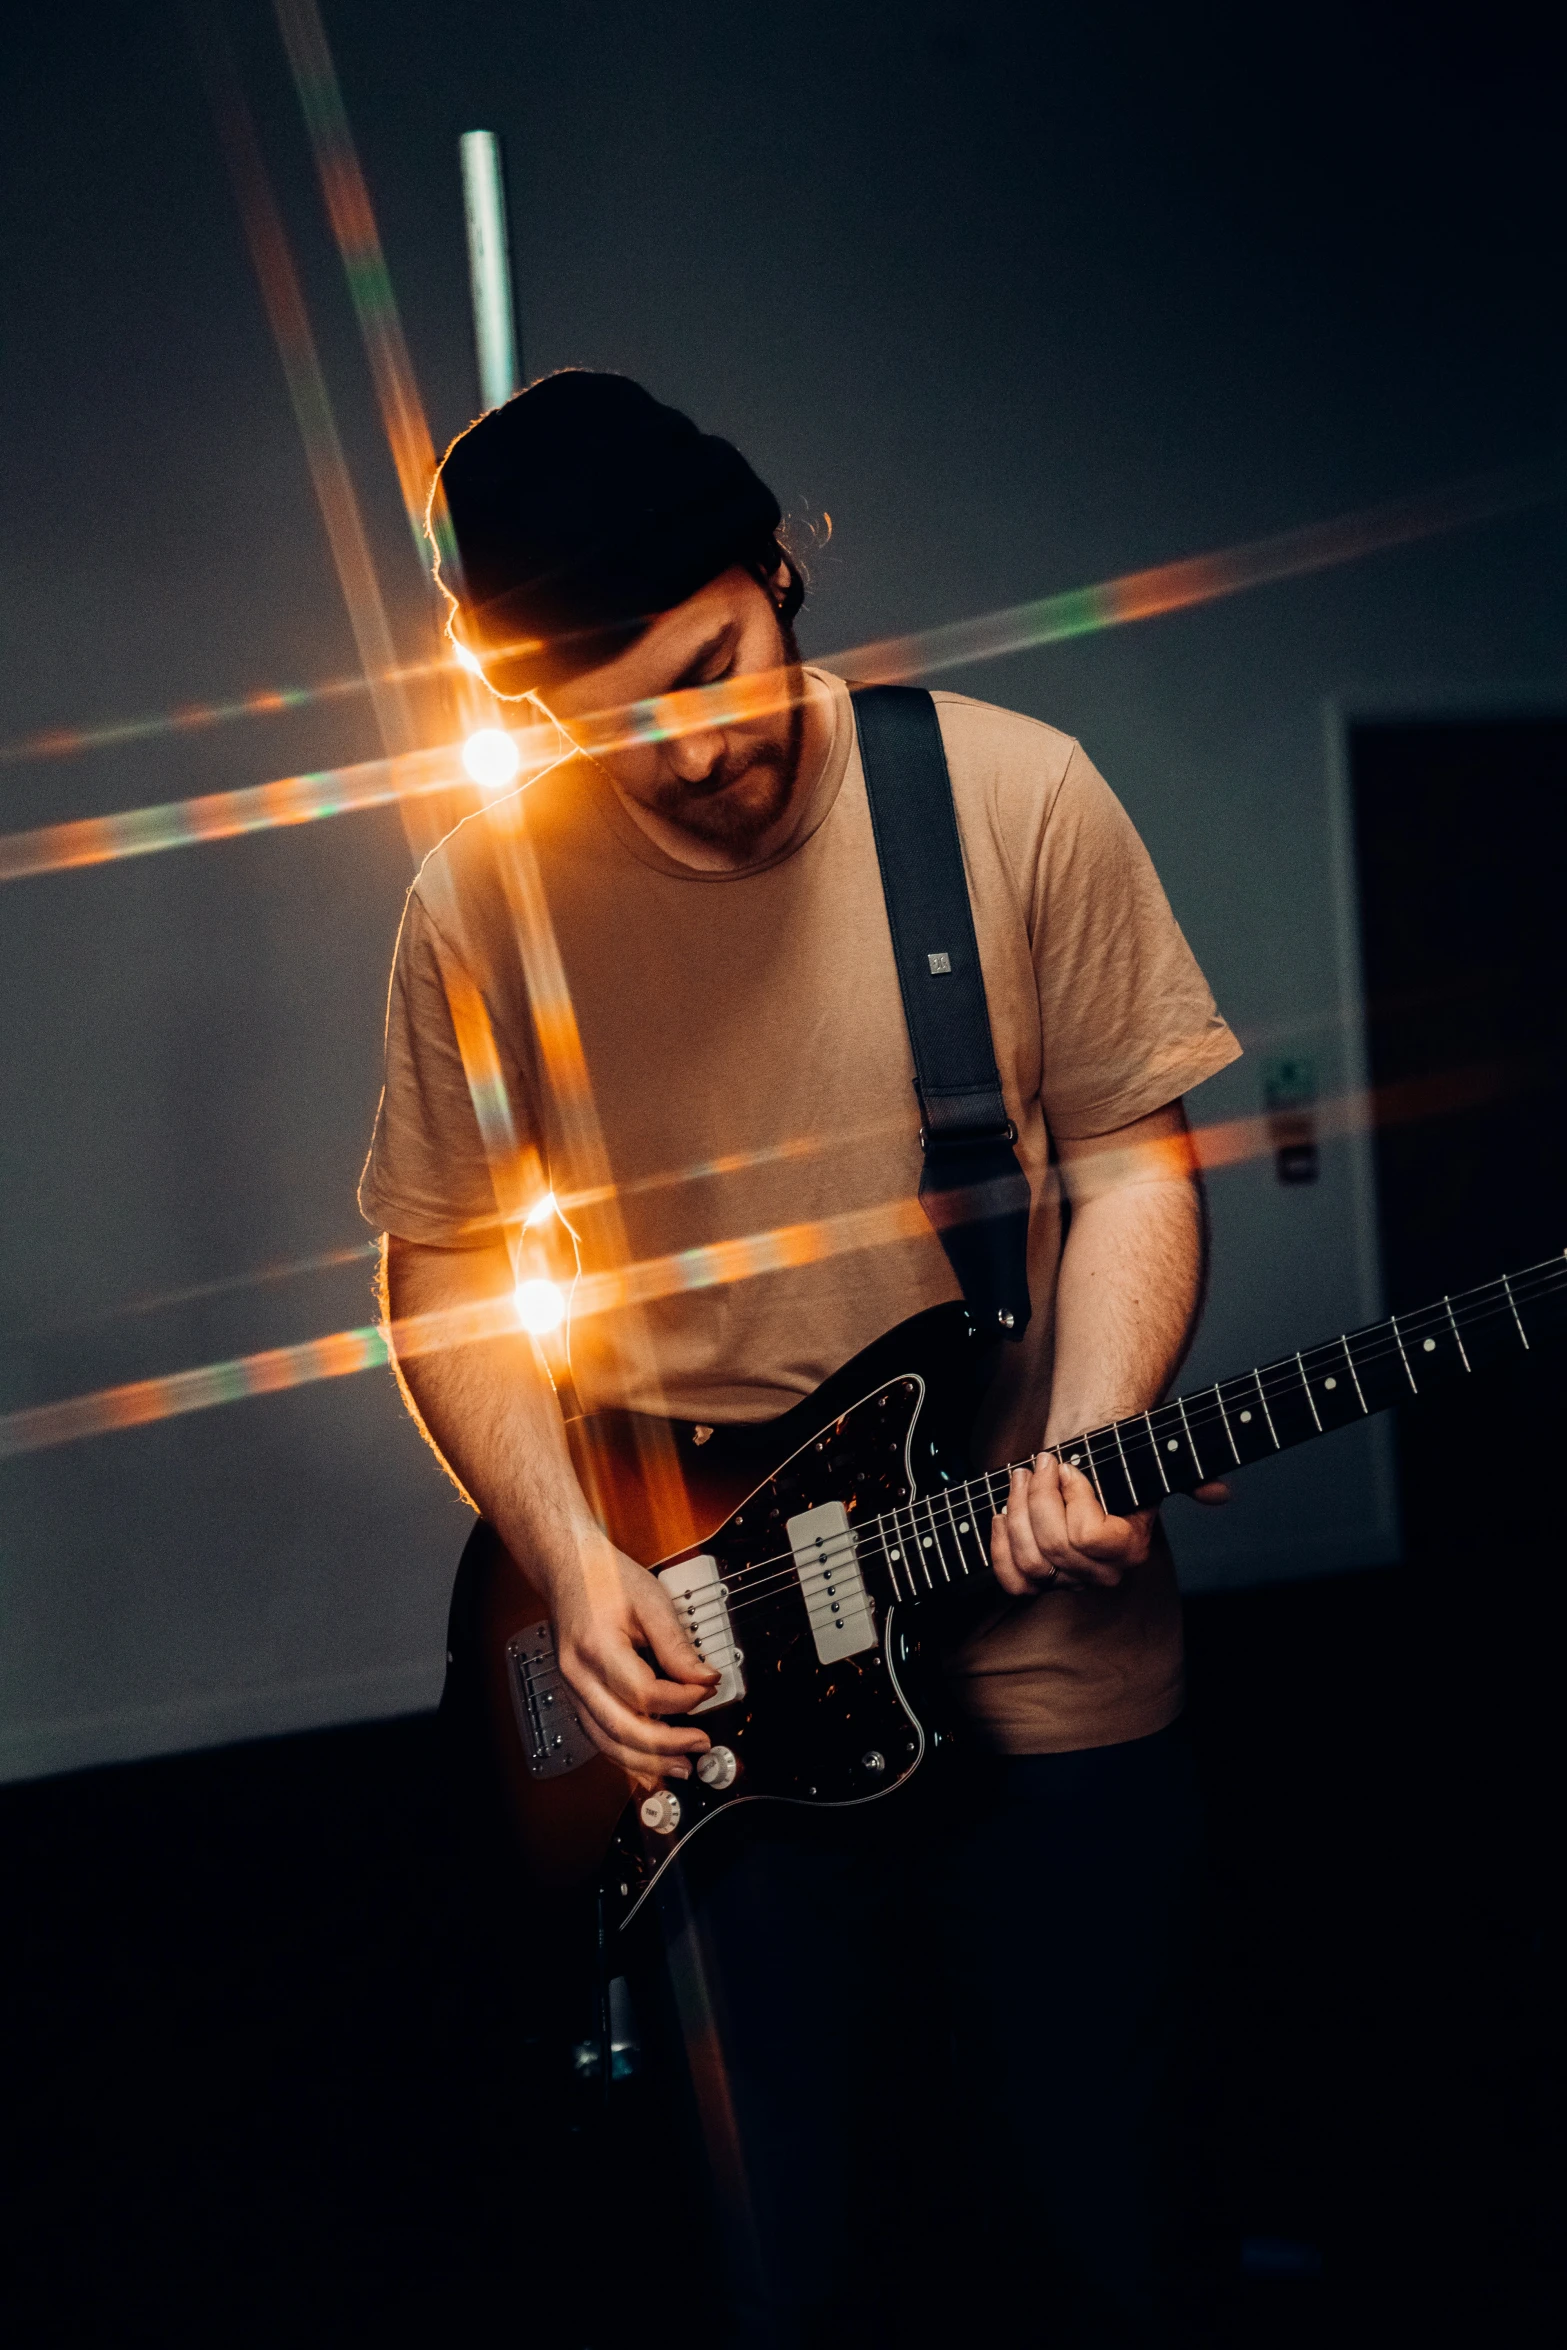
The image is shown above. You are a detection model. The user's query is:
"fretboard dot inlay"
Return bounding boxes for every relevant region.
[1423,1337,1436,1351]
[1324,1377,1337,1390]
[1167,1439,1179,1451]
[958,1521,970,1534]
[922,1537,933,1548]
[1070,1453,1082,1465]
[1239,1410,1253,1423]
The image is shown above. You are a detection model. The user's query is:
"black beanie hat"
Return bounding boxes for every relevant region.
[434,371,783,695]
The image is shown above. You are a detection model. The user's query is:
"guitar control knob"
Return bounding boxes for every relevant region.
[696,1745,738,1789]
[639,1791,682,1835]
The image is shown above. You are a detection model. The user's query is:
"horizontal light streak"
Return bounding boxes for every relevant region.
[0,674,376,769]
[0,734,551,884]
[0,749,448,882]
[0,1325,390,1460]
[0,649,470,770]
[826,459,1567,685]
[4,445,1559,812]
[0,1054,1536,1463]
[7,1242,378,1342]
[4,458,1558,883]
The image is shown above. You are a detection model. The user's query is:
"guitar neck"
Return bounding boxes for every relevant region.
[876,1252,1567,1606]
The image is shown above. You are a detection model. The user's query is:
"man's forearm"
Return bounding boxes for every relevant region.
[385,1234,720,1776]
[384,1235,597,1600]
[1043,1138,1206,1447]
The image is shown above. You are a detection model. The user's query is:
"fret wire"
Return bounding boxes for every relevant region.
[903,1495,932,1587]
[956,1480,989,1573]
[1110,1417,1139,1508]
[890,1502,922,1594]
[1175,1394,1204,1477]
[1443,1295,1471,1373]
[843,1255,1565,1613]
[1501,1272,1531,1350]
[939,1484,977,1577]
[926,1492,954,1584]
[1295,1351,1324,1432]
[1213,1382,1241,1464]
[907,1497,935,1591]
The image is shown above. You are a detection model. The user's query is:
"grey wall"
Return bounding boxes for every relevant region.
[3,2,1562,1778]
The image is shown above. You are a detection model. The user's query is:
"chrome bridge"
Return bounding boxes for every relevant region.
[506,1621,596,1778]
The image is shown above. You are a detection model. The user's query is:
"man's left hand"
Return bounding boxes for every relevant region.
[991,1455,1229,1594]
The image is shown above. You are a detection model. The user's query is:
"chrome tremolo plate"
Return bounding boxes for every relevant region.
[506,1620,596,1778]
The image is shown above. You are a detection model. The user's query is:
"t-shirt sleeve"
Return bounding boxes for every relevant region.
[1030,743,1241,1137]
[357,890,524,1245]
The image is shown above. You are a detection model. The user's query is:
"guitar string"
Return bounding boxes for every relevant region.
[521,1261,1567,1659]
[516,1259,1567,1693]
[679,1259,1567,1608]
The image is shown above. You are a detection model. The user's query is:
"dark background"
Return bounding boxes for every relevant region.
[2,3,1565,2342]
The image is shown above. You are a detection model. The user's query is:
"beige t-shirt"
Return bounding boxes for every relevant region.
[360,670,1240,1752]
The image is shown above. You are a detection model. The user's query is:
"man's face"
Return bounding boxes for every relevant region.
[541,565,805,857]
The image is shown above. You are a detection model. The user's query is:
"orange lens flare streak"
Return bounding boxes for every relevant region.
[0,655,459,771]
[0,746,452,882]
[199,32,416,766]
[0,1055,1541,1463]
[273,0,451,575]
[0,729,566,883]
[6,459,1559,878]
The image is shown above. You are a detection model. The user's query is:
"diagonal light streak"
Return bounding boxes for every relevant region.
[273,0,453,576]
[196,22,418,765]
[3,457,1561,885]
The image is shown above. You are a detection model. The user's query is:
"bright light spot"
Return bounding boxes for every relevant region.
[463,727,520,790]
[524,1191,558,1227]
[452,640,485,677]
[515,1278,566,1335]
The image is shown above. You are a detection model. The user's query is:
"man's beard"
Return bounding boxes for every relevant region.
[650,625,807,855]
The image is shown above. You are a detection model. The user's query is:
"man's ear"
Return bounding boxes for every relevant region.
[765,556,790,608]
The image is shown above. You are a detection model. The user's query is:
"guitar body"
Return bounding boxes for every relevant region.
[468,1302,999,1931]
[459,1246,1567,1933]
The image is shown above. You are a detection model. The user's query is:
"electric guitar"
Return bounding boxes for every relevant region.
[466,1250,1566,1934]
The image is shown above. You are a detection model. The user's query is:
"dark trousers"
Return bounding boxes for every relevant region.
[628,1724,1205,2349]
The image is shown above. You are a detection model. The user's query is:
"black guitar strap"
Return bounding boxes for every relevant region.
[851,684,1032,1341]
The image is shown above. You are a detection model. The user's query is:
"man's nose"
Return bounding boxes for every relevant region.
[664,723,726,783]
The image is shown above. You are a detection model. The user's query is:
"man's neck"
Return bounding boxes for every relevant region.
[601,669,835,874]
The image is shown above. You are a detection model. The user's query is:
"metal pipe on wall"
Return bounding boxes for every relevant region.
[459,129,520,411]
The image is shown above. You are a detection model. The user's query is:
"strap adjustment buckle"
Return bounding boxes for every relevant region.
[918,1116,1018,1155]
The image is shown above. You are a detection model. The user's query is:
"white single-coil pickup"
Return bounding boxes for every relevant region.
[785,1502,876,1664]
[506,1620,597,1778]
[657,1552,745,1712]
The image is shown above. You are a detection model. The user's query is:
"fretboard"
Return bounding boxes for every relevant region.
[862,1251,1567,1606]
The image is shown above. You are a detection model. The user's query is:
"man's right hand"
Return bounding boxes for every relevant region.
[550,1537,720,1790]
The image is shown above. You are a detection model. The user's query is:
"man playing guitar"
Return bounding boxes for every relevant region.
[362,371,1239,2343]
